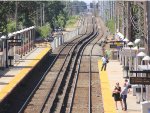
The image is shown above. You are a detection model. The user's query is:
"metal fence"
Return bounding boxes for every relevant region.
[51,17,85,51]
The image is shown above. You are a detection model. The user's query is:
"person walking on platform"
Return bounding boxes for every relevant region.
[112,82,123,110]
[125,79,131,92]
[101,56,108,71]
[121,83,128,111]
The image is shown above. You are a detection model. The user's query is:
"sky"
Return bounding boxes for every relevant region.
[78,0,93,4]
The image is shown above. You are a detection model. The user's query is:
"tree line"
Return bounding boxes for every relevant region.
[0,1,87,38]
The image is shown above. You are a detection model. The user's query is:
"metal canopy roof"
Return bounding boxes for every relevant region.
[120,47,145,57]
[0,26,35,39]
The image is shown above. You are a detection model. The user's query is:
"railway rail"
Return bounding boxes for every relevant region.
[16,14,105,113]
[18,15,93,113]
[62,18,104,113]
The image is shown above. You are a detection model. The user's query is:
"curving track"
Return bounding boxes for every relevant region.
[62,17,105,113]
[16,14,107,113]
[18,15,94,113]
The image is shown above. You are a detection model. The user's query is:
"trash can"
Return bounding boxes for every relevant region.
[8,56,14,66]
[141,101,150,113]
[112,51,118,60]
[135,86,146,103]
[123,66,129,78]
[132,85,138,96]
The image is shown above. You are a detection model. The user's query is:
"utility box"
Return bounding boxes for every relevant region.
[141,101,150,113]
[132,85,138,96]
[111,51,118,60]
[8,56,14,66]
[132,85,146,103]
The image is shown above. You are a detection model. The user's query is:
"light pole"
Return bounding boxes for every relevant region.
[1,35,9,68]
[121,38,129,78]
[127,41,134,77]
[134,39,141,70]
[142,55,150,102]
[137,52,146,102]
[122,38,128,65]
[123,38,129,47]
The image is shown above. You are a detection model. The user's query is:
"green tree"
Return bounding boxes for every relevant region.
[17,1,38,28]
[45,1,65,30]
[0,1,14,35]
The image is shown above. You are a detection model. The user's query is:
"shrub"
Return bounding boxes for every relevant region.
[66,15,79,28]
[106,19,115,34]
[7,21,16,32]
[37,23,52,38]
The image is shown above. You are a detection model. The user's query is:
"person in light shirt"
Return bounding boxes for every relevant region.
[101,56,108,71]
[121,83,129,111]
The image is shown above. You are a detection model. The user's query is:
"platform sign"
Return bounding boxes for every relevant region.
[130,77,150,85]
[9,42,21,46]
[115,42,121,46]
[110,44,117,48]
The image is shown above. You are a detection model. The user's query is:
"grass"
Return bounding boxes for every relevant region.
[106,19,115,34]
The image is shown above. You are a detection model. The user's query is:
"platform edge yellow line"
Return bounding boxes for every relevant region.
[0,47,50,102]
[98,60,116,113]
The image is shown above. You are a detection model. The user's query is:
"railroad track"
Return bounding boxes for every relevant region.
[62,18,104,113]
[17,14,106,113]
[18,15,94,113]
[49,18,98,113]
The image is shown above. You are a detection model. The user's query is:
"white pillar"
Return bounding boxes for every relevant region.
[58,36,61,46]
[146,86,150,101]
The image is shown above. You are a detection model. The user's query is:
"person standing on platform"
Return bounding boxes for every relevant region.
[112,82,123,110]
[101,56,107,71]
[121,83,128,111]
[125,79,131,92]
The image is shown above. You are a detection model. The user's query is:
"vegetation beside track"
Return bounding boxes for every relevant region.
[106,19,115,34]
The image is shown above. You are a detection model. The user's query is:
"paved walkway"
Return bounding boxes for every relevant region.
[0,43,51,102]
[98,60,141,113]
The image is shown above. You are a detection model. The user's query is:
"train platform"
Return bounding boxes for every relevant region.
[98,60,141,113]
[0,43,51,102]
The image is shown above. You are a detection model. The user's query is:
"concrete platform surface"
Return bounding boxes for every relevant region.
[0,43,51,102]
[99,60,141,113]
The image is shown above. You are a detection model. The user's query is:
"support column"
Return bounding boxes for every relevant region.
[28,30,30,52]
[146,1,150,55]
[31,29,33,50]
[146,1,150,101]
[22,32,25,56]
[127,2,132,41]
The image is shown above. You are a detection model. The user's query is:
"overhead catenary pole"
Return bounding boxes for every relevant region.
[15,1,18,30]
[147,1,150,55]
[43,3,45,25]
[40,3,43,26]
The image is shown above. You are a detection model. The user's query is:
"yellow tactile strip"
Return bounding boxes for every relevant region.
[98,60,116,113]
[0,47,50,102]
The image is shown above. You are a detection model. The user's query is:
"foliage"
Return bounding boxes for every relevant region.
[7,20,16,33]
[66,16,79,28]
[132,5,139,13]
[17,1,38,28]
[106,19,115,34]
[37,23,51,38]
[0,1,85,36]
[45,1,65,30]
[69,1,87,15]
[0,1,15,35]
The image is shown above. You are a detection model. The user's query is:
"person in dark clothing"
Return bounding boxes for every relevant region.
[112,82,123,110]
